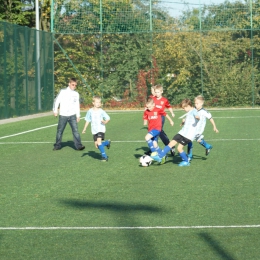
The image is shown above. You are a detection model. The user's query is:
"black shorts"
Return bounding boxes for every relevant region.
[93,132,105,141]
[173,134,191,146]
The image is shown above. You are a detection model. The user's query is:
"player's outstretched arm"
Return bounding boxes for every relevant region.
[168,107,175,118]
[82,121,89,133]
[165,114,174,126]
[210,118,219,133]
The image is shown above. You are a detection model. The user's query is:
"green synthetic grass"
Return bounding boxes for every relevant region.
[0,109,260,259]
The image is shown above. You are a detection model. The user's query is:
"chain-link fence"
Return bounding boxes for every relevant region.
[0,21,54,119]
[51,0,260,108]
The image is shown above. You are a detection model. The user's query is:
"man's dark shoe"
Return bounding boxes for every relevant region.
[53,147,61,151]
[77,145,85,151]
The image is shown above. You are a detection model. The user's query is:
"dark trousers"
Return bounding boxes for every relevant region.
[159,116,170,146]
[54,115,83,149]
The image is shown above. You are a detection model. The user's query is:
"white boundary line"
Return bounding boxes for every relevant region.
[0,124,57,140]
[0,114,260,140]
[1,225,260,230]
[1,139,260,145]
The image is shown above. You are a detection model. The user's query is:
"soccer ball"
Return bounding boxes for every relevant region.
[139,155,153,167]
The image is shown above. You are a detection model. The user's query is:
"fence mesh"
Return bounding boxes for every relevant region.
[51,0,260,107]
[0,21,54,119]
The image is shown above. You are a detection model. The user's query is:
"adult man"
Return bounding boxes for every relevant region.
[53,78,85,151]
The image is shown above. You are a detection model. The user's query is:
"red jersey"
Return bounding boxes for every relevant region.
[143,107,166,132]
[151,96,171,111]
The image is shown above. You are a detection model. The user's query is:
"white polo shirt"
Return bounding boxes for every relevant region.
[53,87,80,117]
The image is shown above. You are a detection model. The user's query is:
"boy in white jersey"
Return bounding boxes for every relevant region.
[82,96,111,161]
[187,95,219,159]
[151,99,200,167]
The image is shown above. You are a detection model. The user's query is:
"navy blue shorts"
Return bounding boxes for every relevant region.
[173,134,191,146]
[93,132,105,141]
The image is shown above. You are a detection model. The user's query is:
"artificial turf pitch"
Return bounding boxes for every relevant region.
[0,109,259,259]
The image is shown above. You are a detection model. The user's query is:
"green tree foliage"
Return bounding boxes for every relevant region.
[0,0,51,31]
[0,0,35,26]
[153,0,260,106]
[3,0,260,107]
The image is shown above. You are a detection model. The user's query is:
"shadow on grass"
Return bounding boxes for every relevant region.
[60,199,165,259]
[199,232,236,260]
[81,150,100,159]
[134,146,150,159]
[60,141,76,150]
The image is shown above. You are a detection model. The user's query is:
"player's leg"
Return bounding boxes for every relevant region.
[68,115,85,150]
[151,139,177,162]
[159,116,170,145]
[96,135,108,161]
[145,130,160,153]
[54,115,68,150]
[159,116,175,156]
[187,141,193,160]
[178,144,190,166]
[198,135,213,156]
[101,133,111,149]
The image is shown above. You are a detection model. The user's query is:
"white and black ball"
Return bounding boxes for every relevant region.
[139,155,153,167]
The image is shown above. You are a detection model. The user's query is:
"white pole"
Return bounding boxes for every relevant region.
[36,0,41,110]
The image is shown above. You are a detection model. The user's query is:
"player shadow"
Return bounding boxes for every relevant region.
[58,141,77,150]
[164,154,207,165]
[134,146,150,158]
[81,150,100,159]
[60,199,165,259]
[198,232,236,260]
[191,155,207,161]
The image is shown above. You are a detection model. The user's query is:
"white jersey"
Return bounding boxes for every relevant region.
[53,87,80,117]
[85,108,110,135]
[178,108,199,141]
[196,108,212,135]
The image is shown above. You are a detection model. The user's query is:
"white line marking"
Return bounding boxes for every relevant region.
[214,116,260,118]
[1,139,260,145]
[1,225,260,230]
[0,124,58,140]
[0,114,259,140]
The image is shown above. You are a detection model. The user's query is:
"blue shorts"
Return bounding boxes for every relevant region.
[148,129,161,142]
[93,132,105,141]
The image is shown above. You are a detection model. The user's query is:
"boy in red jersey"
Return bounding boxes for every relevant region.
[146,85,175,156]
[143,98,173,164]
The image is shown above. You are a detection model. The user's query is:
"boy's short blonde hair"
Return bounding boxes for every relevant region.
[146,98,154,106]
[92,96,101,102]
[195,95,205,102]
[181,98,192,108]
[153,85,163,92]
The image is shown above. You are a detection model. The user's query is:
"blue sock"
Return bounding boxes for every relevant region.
[98,144,107,158]
[179,151,189,162]
[147,139,156,152]
[102,140,109,146]
[187,142,193,155]
[200,139,211,149]
[157,145,171,158]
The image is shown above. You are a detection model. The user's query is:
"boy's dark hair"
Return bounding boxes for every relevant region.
[69,77,77,83]
[181,98,192,108]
